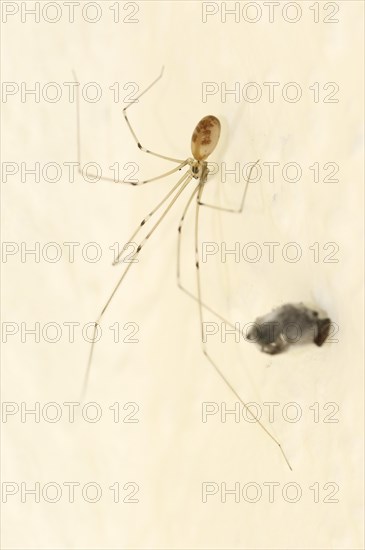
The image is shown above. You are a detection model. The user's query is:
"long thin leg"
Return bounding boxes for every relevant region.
[198,160,260,213]
[73,69,186,185]
[177,183,242,331]
[82,171,193,399]
[113,164,190,266]
[194,183,292,471]
[177,171,252,333]
[176,183,200,281]
[179,283,239,332]
[123,67,185,164]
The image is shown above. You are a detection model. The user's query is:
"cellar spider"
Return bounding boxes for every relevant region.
[73,67,292,471]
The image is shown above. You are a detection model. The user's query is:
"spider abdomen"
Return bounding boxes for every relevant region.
[191,115,221,161]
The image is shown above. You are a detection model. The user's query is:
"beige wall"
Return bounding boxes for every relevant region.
[2,1,364,548]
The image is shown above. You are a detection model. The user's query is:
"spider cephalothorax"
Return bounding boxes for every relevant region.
[189,159,209,182]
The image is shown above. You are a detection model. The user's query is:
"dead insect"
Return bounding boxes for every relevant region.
[247,303,331,355]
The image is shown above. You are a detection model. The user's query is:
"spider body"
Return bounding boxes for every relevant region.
[189,115,221,182]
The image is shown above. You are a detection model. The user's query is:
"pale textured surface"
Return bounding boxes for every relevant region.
[2,2,364,549]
